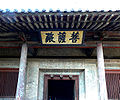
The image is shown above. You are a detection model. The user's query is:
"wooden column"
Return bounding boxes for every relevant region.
[97,42,108,100]
[16,43,28,100]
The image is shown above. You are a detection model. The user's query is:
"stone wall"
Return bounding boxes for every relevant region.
[0,58,120,100]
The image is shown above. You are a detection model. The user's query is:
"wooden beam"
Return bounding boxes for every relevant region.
[1,41,120,48]
[80,48,95,57]
[76,15,82,28]
[60,15,64,28]
[44,15,49,29]
[71,15,76,28]
[18,32,27,42]
[49,15,53,28]
[55,15,58,28]
[0,68,19,72]
[37,15,44,28]
[81,14,88,29]
[28,48,38,56]
[16,43,28,100]
[97,42,108,100]
[66,15,69,28]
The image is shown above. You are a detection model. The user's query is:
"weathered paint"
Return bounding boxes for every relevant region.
[15,43,28,100]
[25,59,98,100]
[97,42,108,100]
[0,59,120,100]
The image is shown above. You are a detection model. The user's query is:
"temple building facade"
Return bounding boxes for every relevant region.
[0,10,120,100]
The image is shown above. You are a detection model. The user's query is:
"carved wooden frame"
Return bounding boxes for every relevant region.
[43,74,79,100]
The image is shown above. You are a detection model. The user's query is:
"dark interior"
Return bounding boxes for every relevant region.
[48,80,75,100]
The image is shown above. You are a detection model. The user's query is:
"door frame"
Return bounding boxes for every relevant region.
[43,74,79,100]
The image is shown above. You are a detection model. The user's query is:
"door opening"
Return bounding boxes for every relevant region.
[48,80,75,100]
[44,75,79,100]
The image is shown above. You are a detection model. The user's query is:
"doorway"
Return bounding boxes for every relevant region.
[44,75,79,100]
[48,80,75,100]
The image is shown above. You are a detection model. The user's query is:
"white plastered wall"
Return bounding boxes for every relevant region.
[1,59,119,100]
[25,59,99,100]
